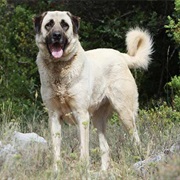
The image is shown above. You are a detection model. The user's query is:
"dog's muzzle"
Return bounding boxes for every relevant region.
[46,31,68,59]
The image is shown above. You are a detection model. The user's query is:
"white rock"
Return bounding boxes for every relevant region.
[0,144,17,155]
[12,131,47,148]
[0,143,17,167]
[0,131,48,173]
[133,152,165,173]
[133,141,180,175]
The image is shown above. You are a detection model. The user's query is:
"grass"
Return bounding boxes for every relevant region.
[0,101,180,179]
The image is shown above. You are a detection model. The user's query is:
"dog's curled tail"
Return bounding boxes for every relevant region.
[125,28,153,69]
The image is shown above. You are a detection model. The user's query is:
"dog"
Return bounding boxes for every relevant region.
[34,11,153,171]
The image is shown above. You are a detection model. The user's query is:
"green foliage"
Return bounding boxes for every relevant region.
[110,113,119,125]
[165,0,180,113]
[166,15,180,44]
[174,94,180,111]
[140,102,180,129]
[80,5,160,52]
[166,75,180,111]
[0,97,47,132]
[0,0,41,123]
[110,100,180,128]
[167,75,180,95]
[165,0,180,45]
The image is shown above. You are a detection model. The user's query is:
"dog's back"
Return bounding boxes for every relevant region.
[85,28,153,70]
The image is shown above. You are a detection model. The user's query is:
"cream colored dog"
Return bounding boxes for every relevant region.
[34,11,153,171]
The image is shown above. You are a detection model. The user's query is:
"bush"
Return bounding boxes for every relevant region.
[0,1,41,125]
[166,75,180,111]
[165,0,180,112]
[165,0,180,45]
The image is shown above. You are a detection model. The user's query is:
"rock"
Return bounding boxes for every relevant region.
[133,141,180,175]
[0,142,17,168]
[0,132,48,173]
[10,131,48,167]
[133,152,165,174]
[12,131,47,148]
[0,143,17,156]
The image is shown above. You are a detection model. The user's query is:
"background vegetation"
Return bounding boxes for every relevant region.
[0,0,179,179]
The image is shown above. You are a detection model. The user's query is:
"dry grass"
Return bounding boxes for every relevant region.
[0,106,179,180]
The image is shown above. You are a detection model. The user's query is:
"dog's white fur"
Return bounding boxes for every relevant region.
[35,11,153,171]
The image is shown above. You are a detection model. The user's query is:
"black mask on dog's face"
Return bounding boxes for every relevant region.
[45,26,68,59]
[34,11,80,59]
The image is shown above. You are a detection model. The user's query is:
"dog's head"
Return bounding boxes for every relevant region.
[34,11,80,60]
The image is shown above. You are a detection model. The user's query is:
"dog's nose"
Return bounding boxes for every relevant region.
[53,31,61,40]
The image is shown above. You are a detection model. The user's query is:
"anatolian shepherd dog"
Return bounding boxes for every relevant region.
[34,11,153,171]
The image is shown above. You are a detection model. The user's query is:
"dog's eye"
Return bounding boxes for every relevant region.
[45,19,54,30]
[60,20,69,31]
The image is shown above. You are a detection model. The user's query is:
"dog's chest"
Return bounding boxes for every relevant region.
[47,63,72,99]
[52,80,77,124]
[52,80,67,99]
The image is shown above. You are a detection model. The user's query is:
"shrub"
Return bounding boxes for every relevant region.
[165,0,180,45]
[0,1,41,126]
[165,0,180,113]
[166,76,180,111]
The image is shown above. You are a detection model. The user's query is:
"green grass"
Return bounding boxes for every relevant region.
[0,102,179,179]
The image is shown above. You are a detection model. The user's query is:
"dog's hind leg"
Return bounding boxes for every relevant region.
[92,102,112,171]
[118,108,140,145]
[108,80,141,145]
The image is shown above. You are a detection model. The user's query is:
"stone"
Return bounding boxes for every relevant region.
[133,141,180,175]
[12,131,47,148]
[0,142,17,168]
[0,132,48,172]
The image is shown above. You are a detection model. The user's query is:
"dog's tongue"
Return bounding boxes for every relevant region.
[51,47,63,59]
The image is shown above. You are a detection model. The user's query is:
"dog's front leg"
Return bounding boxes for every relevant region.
[49,111,61,172]
[77,111,90,167]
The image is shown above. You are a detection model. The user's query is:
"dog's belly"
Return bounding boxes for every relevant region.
[89,95,108,116]
[88,79,108,116]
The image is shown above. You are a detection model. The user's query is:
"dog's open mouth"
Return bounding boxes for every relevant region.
[49,42,63,59]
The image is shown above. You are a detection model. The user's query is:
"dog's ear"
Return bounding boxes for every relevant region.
[67,12,81,35]
[33,12,47,34]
